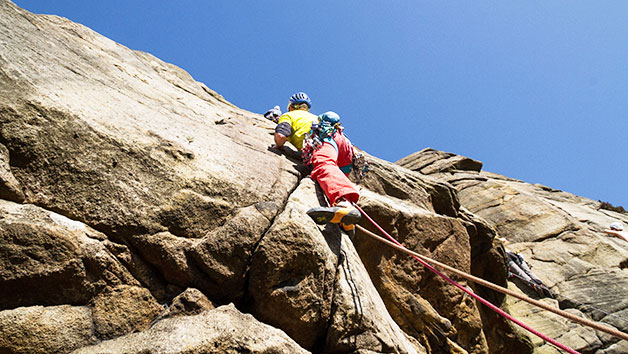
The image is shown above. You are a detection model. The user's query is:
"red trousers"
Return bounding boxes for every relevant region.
[310,132,360,205]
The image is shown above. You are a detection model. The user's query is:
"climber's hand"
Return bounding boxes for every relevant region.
[268,144,285,155]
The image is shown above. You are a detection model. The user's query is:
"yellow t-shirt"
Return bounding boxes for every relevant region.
[277,110,318,150]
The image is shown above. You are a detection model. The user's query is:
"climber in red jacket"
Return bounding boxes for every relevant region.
[302,111,361,232]
[269,93,361,231]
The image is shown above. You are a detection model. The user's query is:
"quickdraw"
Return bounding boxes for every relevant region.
[301,118,339,165]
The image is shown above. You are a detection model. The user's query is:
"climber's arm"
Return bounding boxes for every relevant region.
[604,230,628,243]
[273,121,291,149]
[273,132,288,148]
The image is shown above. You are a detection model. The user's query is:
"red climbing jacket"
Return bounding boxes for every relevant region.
[310,130,359,205]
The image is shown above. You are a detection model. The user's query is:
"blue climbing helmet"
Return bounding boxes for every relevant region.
[318,111,340,125]
[289,92,311,108]
[314,111,341,142]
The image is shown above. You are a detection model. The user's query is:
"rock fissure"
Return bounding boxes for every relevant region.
[248,169,302,262]
[239,166,304,310]
[106,235,173,302]
[169,82,218,106]
[201,85,233,106]
[448,175,488,185]
[320,250,346,349]
[466,199,504,214]
[600,305,628,323]
[531,227,578,243]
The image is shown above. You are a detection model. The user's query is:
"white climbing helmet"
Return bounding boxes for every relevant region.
[610,222,624,231]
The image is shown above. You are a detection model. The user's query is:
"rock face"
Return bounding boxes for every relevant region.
[247,178,424,353]
[399,148,628,354]
[1,1,621,353]
[72,304,310,354]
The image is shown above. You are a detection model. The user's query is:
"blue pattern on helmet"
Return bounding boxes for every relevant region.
[289,92,311,108]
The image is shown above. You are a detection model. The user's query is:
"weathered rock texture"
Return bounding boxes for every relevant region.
[1,1,621,353]
[247,178,424,353]
[72,304,309,354]
[399,148,628,354]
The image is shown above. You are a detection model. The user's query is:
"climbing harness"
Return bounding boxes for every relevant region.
[302,112,370,183]
[301,117,339,165]
[351,202,628,353]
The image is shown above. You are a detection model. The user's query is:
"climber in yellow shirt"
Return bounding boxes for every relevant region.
[272,92,318,151]
[271,92,361,231]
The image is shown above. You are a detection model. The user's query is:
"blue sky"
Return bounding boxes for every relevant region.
[14,1,628,207]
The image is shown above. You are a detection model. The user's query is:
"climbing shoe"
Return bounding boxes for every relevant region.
[306,203,361,225]
[340,222,356,239]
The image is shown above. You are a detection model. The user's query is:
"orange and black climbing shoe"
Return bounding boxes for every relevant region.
[340,222,356,239]
[306,203,361,226]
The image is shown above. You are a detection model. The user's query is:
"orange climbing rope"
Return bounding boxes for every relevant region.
[352,203,597,354]
[354,224,628,342]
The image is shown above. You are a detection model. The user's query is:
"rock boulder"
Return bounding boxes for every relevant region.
[398,148,628,353]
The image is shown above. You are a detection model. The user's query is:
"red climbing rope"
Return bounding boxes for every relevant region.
[352,202,581,354]
[354,224,628,341]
